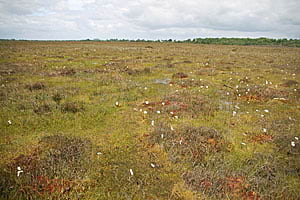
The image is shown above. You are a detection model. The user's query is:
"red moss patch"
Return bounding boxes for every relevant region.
[250,134,273,143]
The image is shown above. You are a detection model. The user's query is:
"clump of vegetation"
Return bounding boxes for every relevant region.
[183,165,258,200]
[244,152,300,200]
[162,91,218,117]
[237,85,289,102]
[273,134,300,156]
[183,150,299,200]
[61,102,83,113]
[281,80,298,87]
[33,103,52,114]
[0,135,92,200]
[140,91,218,118]
[126,67,151,75]
[52,93,64,104]
[59,68,76,76]
[150,124,227,165]
[172,72,188,78]
[25,82,46,91]
[249,133,273,144]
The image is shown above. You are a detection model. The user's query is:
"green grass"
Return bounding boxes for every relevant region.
[0,41,300,199]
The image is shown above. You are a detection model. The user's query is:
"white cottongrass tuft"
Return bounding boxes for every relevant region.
[129,169,134,176]
[232,111,237,117]
[170,126,174,131]
[291,141,296,147]
[8,120,12,125]
[17,166,23,177]
[263,128,267,133]
[234,105,240,109]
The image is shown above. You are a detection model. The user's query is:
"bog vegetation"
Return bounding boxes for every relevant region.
[0,40,299,199]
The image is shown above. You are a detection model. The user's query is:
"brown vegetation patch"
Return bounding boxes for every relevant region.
[0,135,92,199]
[150,124,226,165]
[273,134,300,156]
[244,152,299,199]
[46,68,77,77]
[154,63,174,68]
[25,82,46,91]
[238,86,289,102]
[140,91,217,117]
[52,93,64,104]
[59,68,76,76]
[281,80,298,87]
[172,72,188,78]
[0,63,31,75]
[34,103,52,114]
[249,134,273,144]
[183,168,259,200]
[61,102,84,113]
[126,67,151,75]
[162,91,217,117]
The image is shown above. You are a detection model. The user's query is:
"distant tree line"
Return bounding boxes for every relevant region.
[91,37,300,47]
[182,37,300,47]
[1,37,300,47]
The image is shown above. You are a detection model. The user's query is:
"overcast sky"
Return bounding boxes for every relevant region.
[0,0,300,40]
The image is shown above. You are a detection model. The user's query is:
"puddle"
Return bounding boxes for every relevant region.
[154,78,171,85]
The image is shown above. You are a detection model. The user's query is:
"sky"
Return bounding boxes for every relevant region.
[0,0,300,40]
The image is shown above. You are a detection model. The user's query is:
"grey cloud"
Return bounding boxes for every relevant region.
[0,0,299,40]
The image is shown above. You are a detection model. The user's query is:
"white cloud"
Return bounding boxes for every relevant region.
[0,0,299,40]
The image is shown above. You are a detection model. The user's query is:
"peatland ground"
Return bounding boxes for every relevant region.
[0,41,300,200]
